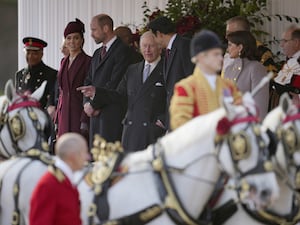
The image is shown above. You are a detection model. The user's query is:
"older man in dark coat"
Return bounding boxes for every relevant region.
[79,31,166,152]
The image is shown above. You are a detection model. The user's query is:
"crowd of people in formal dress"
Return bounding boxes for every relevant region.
[14,13,300,224]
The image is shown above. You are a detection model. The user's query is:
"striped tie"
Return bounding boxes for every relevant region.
[100,45,106,60]
[143,64,151,83]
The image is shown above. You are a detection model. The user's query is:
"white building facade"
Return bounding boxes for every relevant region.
[18,0,300,70]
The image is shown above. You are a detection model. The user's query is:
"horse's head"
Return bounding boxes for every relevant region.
[0,79,52,158]
[267,93,300,191]
[216,92,279,210]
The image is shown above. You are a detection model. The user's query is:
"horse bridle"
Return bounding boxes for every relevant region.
[219,112,300,225]
[87,138,216,225]
[278,112,300,172]
[0,95,54,225]
[214,115,273,180]
[276,110,300,200]
[0,95,50,156]
[86,114,274,225]
[213,114,296,225]
[146,114,271,225]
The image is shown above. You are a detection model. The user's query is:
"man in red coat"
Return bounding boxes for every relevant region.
[30,133,89,225]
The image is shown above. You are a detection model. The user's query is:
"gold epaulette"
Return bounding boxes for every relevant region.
[90,135,123,191]
[84,171,94,187]
[48,165,65,182]
[260,50,273,64]
[91,134,123,162]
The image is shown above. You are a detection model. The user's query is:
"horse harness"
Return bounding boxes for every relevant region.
[87,124,262,225]
[249,112,300,225]
[86,115,275,225]
[0,95,51,156]
[215,116,273,179]
[244,111,300,225]
[87,131,215,225]
[0,95,53,225]
[279,111,300,190]
[215,113,300,225]
[87,116,253,225]
[86,141,211,225]
[213,115,279,225]
[0,149,54,225]
[87,149,124,225]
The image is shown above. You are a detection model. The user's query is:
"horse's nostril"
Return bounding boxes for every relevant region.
[261,189,271,199]
[249,185,257,194]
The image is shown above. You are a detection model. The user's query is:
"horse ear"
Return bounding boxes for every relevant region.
[223,92,257,120]
[221,95,236,120]
[241,92,257,116]
[4,79,18,102]
[31,81,47,101]
[279,93,293,114]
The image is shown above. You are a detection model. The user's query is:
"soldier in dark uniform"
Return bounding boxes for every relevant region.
[15,37,57,112]
[15,37,58,153]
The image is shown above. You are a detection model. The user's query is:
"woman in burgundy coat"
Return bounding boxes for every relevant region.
[56,18,91,138]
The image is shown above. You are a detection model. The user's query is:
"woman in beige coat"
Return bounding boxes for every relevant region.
[224,30,269,120]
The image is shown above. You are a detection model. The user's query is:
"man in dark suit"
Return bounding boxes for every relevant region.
[78,31,166,152]
[114,26,143,65]
[148,16,195,130]
[15,37,57,112]
[78,14,130,145]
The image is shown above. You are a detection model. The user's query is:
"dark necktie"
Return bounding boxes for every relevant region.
[166,48,171,61]
[165,48,170,68]
[100,45,107,60]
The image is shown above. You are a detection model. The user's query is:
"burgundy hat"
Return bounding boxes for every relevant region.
[23,37,47,50]
[64,18,85,38]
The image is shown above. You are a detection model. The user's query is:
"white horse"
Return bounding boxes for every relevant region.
[0,80,51,158]
[259,93,300,224]
[0,80,53,225]
[77,93,279,225]
[0,80,279,225]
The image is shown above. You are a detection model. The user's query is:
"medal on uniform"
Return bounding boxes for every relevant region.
[24,73,31,84]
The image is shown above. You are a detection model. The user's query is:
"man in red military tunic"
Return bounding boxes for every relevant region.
[169,30,241,130]
[30,133,89,225]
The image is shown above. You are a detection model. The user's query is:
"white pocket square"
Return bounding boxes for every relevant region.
[155,82,163,86]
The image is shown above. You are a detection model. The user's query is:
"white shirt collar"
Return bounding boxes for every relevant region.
[103,35,117,51]
[55,157,74,185]
[167,34,177,50]
[292,50,300,59]
[145,56,161,74]
[203,73,217,90]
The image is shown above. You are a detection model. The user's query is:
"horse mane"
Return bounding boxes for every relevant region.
[122,108,226,169]
[0,95,8,110]
[262,106,283,132]
[161,108,226,156]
